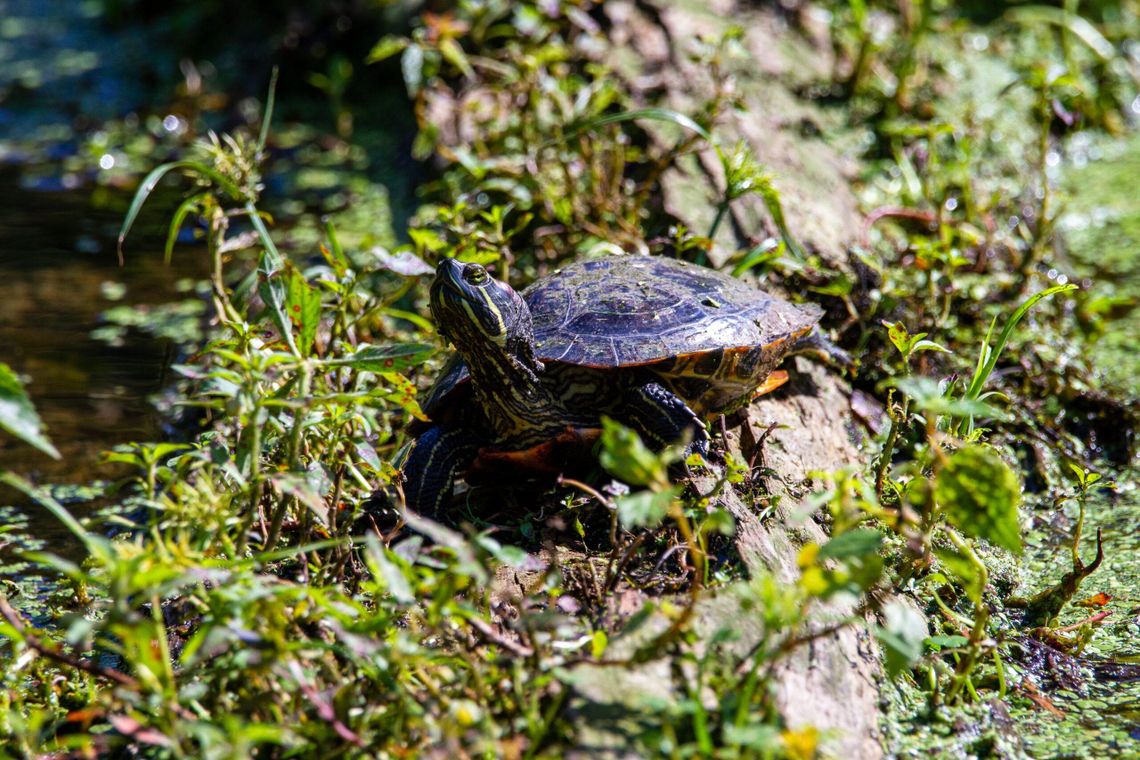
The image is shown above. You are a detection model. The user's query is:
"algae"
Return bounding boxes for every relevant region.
[1060,131,1140,396]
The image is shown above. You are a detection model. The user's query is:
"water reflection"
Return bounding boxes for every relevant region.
[0,169,207,530]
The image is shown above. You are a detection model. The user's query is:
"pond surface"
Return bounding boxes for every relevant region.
[1060,131,1140,396]
[0,169,206,541]
[0,0,209,538]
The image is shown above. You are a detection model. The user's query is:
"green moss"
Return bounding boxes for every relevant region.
[1059,132,1140,394]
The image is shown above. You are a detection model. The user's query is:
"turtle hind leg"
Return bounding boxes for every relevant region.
[397,425,481,517]
[619,381,709,460]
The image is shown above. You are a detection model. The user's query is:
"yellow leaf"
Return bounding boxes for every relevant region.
[781,726,819,760]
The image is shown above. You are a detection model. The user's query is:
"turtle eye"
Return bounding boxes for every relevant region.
[463,264,489,286]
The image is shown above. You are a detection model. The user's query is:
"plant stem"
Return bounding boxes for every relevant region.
[944,527,990,703]
[875,392,909,499]
[236,403,263,556]
[266,362,313,548]
[707,202,729,243]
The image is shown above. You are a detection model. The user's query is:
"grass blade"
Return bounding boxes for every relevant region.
[0,473,103,555]
[1006,7,1116,61]
[164,193,204,264]
[117,161,244,263]
[256,66,279,160]
[245,200,283,263]
[965,284,1078,401]
[561,107,711,142]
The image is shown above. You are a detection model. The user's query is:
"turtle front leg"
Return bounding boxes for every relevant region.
[618,381,710,459]
[400,425,480,516]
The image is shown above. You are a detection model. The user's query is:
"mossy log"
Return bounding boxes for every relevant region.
[436,1,889,754]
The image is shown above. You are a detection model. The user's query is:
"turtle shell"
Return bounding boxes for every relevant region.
[527,256,819,366]
[422,255,821,419]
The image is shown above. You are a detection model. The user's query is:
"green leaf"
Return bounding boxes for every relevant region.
[407,227,447,254]
[886,376,1006,421]
[365,534,414,604]
[439,37,474,79]
[701,507,736,537]
[936,445,1022,555]
[0,363,59,459]
[729,239,783,278]
[562,107,711,142]
[875,600,928,678]
[599,418,665,487]
[257,249,298,355]
[616,487,679,529]
[325,344,436,372]
[818,528,882,560]
[401,44,425,97]
[117,161,244,261]
[285,266,322,356]
[933,547,984,602]
[964,284,1077,401]
[1066,461,1102,490]
[590,630,608,659]
[474,535,529,567]
[366,36,409,64]
[925,634,969,651]
[884,321,910,356]
[910,339,950,355]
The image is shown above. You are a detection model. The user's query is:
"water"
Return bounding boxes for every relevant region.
[0,0,205,515]
[0,168,207,538]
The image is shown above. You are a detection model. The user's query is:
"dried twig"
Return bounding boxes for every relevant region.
[0,594,138,689]
[465,615,535,658]
[1052,610,1112,634]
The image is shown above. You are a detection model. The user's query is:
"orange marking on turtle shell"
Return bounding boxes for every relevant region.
[751,370,790,399]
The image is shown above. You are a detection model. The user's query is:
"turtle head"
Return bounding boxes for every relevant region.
[430,258,541,371]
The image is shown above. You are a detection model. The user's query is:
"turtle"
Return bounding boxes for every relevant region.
[398,254,837,515]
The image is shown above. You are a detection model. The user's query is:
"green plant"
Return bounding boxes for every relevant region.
[1007,463,1110,628]
[5,0,1138,754]
[0,362,59,460]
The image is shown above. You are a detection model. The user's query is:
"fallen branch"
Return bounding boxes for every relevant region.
[0,594,197,722]
[1052,609,1112,634]
[0,594,138,689]
[465,614,535,658]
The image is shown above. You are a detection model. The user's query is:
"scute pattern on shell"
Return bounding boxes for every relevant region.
[524,256,821,367]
